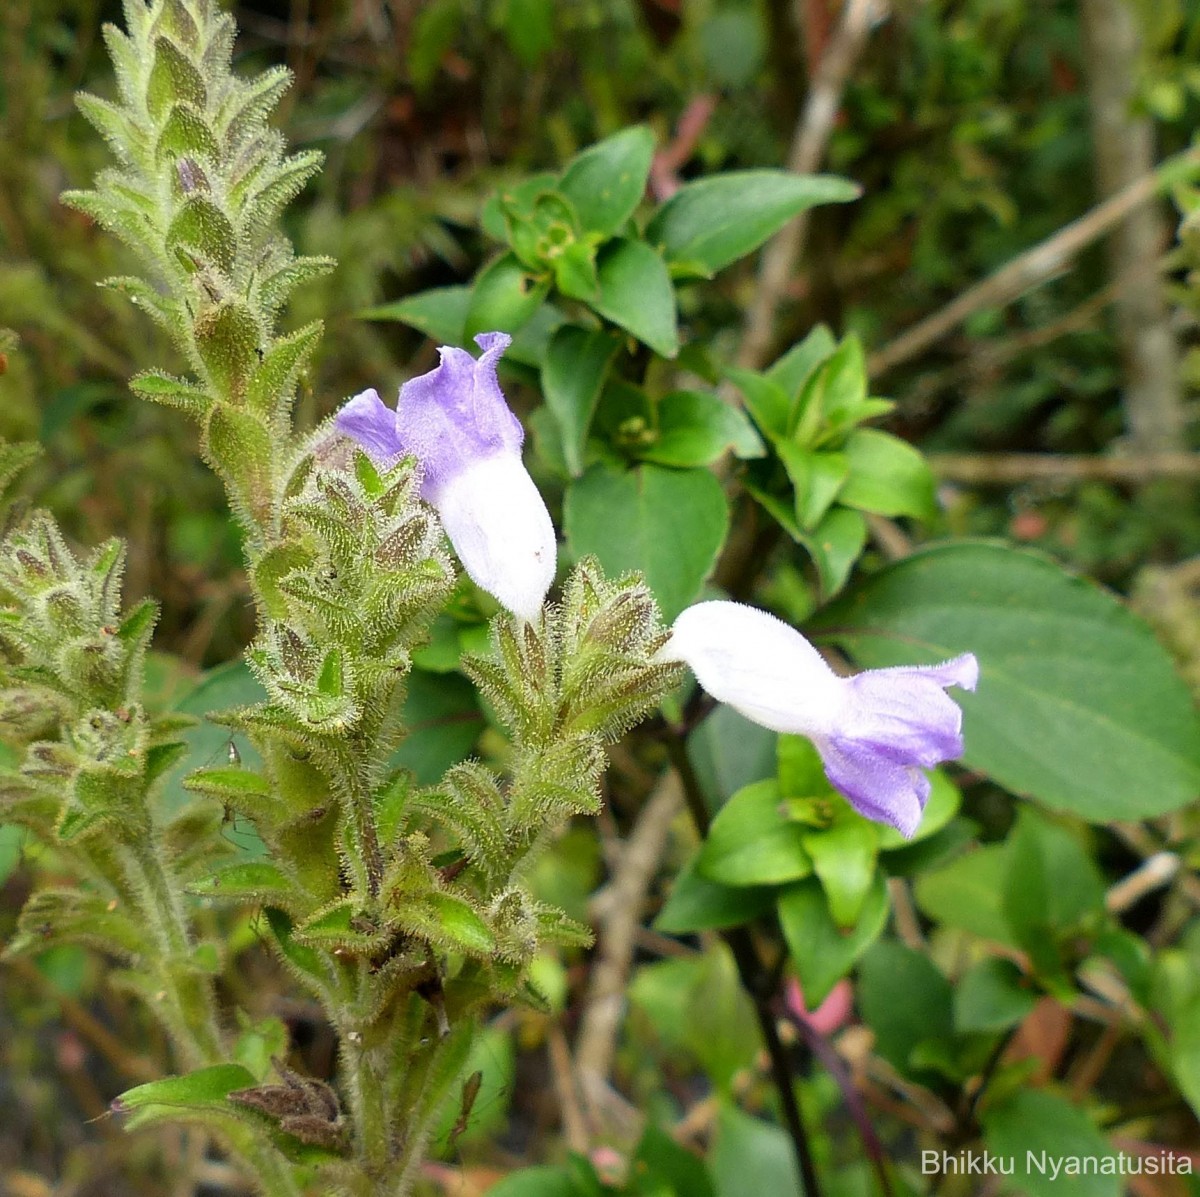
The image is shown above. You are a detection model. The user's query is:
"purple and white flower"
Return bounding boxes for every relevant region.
[336,332,556,622]
[660,600,978,838]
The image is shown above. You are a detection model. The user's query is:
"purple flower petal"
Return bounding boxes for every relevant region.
[816,737,931,838]
[334,333,557,621]
[334,388,403,465]
[391,332,522,500]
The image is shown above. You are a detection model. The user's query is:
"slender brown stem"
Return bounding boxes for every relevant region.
[869,146,1200,377]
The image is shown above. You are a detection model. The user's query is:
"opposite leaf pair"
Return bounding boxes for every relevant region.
[334,334,978,838]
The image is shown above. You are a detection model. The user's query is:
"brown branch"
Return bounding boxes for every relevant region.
[576,772,684,1089]
[930,451,1200,485]
[737,0,888,370]
[870,146,1200,377]
[9,957,158,1083]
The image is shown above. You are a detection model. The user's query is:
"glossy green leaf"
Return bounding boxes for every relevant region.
[564,462,728,621]
[559,126,655,237]
[801,818,878,927]
[711,1103,802,1197]
[593,239,679,358]
[697,779,812,887]
[954,958,1039,1033]
[837,428,937,521]
[857,940,954,1076]
[465,252,549,338]
[639,391,764,467]
[655,854,776,933]
[767,325,837,400]
[913,845,1018,945]
[775,442,847,529]
[777,874,889,1006]
[359,285,469,344]
[813,542,1200,821]
[983,1090,1121,1197]
[646,171,859,277]
[541,324,620,476]
[724,368,790,440]
[800,505,867,598]
[390,669,484,785]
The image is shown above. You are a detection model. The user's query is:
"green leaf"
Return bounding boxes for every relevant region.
[359,286,469,344]
[954,958,1038,1033]
[465,252,550,338]
[129,370,212,416]
[856,940,954,1077]
[725,368,790,440]
[838,428,937,521]
[711,1103,802,1197]
[551,239,600,302]
[564,462,728,621]
[982,1090,1121,1197]
[639,391,764,468]
[194,302,260,401]
[166,196,235,274]
[913,845,1018,945]
[689,706,777,810]
[245,321,323,420]
[646,171,859,277]
[776,874,889,1006]
[799,505,867,598]
[813,542,1200,821]
[116,1064,256,1114]
[204,402,273,523]
[559,126,655,238]
[593,239,679,358]
[767,326,837,400]
[775,442,847,529]
[484,1166,580,1197]
[697,778,813,887]
[406,891,496,956]
[633,1124,715,1197]
[189,861,298,905]
[1002,808,1105,985]
[542,325,620,476]
[655,854,776,933]
[497,0,555,64]
[1150,949,1200,1118]
[802,818,878,927]
[390,669,484,785]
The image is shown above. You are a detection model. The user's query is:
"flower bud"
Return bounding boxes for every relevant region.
[660,600,978,838]
[336,332,555,621]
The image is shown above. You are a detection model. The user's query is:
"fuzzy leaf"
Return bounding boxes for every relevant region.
[146,36,206,121]
[397,892,496,956]
[245,321,322,419]
[189,861,300,907]
[130,370,213,416]
[204,403,273,526]
[195,302,260,400]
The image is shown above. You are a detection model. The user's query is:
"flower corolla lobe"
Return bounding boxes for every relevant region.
[335,332,555,621]
[661,601,978,838]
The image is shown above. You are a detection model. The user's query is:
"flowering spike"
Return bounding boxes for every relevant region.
[335,333,556,622]
[660,601,978,838]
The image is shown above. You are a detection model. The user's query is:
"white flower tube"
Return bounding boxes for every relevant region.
[661,601,979,837]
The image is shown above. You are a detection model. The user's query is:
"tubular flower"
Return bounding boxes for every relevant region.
[335,332,556,622]
[660,601,978,838]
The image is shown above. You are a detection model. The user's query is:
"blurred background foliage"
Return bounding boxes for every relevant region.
[3,1,1200,1194]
